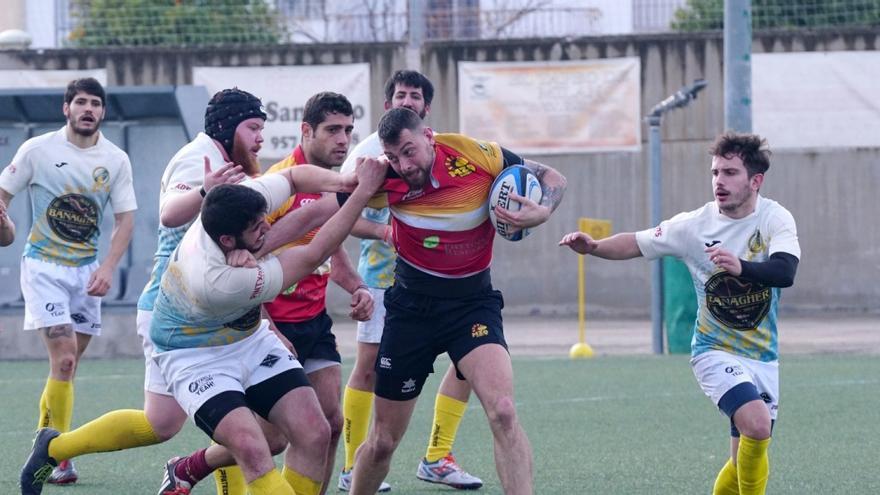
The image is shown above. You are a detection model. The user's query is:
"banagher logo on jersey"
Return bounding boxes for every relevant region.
[748,229,766,254]
[46,194,99,242]
[705,272,771,330]
[224,305,262,332]
[471,323,488,338]
[446,155,475,178]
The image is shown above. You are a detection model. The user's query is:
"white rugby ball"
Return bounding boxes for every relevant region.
[488,165,542,241]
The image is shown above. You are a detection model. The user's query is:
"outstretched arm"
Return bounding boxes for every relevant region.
[559,232,643,260]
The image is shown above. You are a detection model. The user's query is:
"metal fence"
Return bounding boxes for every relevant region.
[52,0,880,48]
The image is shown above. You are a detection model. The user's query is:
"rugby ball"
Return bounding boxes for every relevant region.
[488,165,542,241]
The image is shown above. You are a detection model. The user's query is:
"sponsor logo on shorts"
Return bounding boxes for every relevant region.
[471,323,488,338]
[705,272,771,330]
[654,226,663,237]
[401,378,416,394]
[46,194,99,243]
[55,162,68,168]
[45,302,65,317]
[260,354,280,368]
[91,323,101,329]
[70,313,87,324]
[760,392,772,403]
[724,365,744,377]
[188,375,215,396]
[379,357,392,369]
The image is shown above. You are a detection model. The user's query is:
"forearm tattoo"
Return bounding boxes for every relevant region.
[523,159,566,212]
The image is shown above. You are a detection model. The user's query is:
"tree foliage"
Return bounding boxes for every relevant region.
[68,0,286,47]
[671,0,880,32]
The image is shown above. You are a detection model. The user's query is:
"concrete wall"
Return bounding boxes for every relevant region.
[0,29,878,316]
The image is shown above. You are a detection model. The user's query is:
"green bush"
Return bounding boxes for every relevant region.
[69,0,286,47]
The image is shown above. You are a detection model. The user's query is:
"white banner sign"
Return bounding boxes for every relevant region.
[0,69,107,88]
[754,51,880,149]
[458,59,641,154]
[193,64,371,161]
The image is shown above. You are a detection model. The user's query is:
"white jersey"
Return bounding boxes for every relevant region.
[149,174,291,352]
[340,132,395,288]
[0,127,137,266]
[137,133,227,311]
[635,196,800,362]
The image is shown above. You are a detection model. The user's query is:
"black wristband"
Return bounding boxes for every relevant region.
[199,186,207,198]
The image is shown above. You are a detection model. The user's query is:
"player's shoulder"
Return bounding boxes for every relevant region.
[435,133,502,165]
[16,129,58,156]
[668,202,715,225]
[757,196,796,226]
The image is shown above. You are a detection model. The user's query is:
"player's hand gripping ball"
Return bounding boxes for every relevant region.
[488,165,542,241]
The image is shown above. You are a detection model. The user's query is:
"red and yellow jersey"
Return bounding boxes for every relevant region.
[379,134,504,278]
[263,145,329,323]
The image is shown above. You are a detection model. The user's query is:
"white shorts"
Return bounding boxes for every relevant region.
[691,350,779,420]
[136,310,171,396]
[21,257,102,335]
[153,323,303,420]
[356,287,386,344]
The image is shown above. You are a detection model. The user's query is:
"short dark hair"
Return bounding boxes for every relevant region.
[201,184,267,246]
[378,107,423,146]
[383,70,434,106]
[303,92,353,129]
[65,78,106,106]
[709,131,771,177]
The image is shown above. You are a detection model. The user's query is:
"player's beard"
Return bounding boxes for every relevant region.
[234,233,263,253]
[71,116,101,137]
[231,138,261,177]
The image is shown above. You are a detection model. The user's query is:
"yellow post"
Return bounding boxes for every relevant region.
[569,217,612,359]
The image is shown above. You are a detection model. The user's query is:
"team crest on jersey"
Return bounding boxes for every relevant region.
[46,194,99,242]
[748,229,765,254]
[93,167,110,184]
[446,155,475,178]
[704,272,771,330]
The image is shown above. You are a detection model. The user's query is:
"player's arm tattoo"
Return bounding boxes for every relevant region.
[522,158,567,212]
[44,324,73,339]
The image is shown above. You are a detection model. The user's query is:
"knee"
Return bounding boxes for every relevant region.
[367,428,401,462]
[738,419,772,440]
[485,395,518,433]
[148,414,184,442]
[53,355,77,376]
[301,414,332,451]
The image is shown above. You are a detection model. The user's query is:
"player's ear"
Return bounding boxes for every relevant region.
[423,126,434,143]
[301,121,312,139]
[218,234,236,251]
[751,173,764,191]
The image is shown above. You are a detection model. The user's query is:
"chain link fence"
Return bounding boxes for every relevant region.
[53,0,880,48]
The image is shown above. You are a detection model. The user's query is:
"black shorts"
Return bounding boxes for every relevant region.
[374,283,507,401]
[275,311,341,368]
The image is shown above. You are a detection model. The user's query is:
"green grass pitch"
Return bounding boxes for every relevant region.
[2,354,877,494]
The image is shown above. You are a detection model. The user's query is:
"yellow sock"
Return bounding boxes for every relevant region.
[40,378,74,433]
[425,393,467,462]
[215,465,248,495]
[342,386,373,471]
[282,465,322,495]
[37,384,49,430]
[47,409,160,461]
[248,469,294,495]
[713,458,739,495]
[737,435,771,495]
